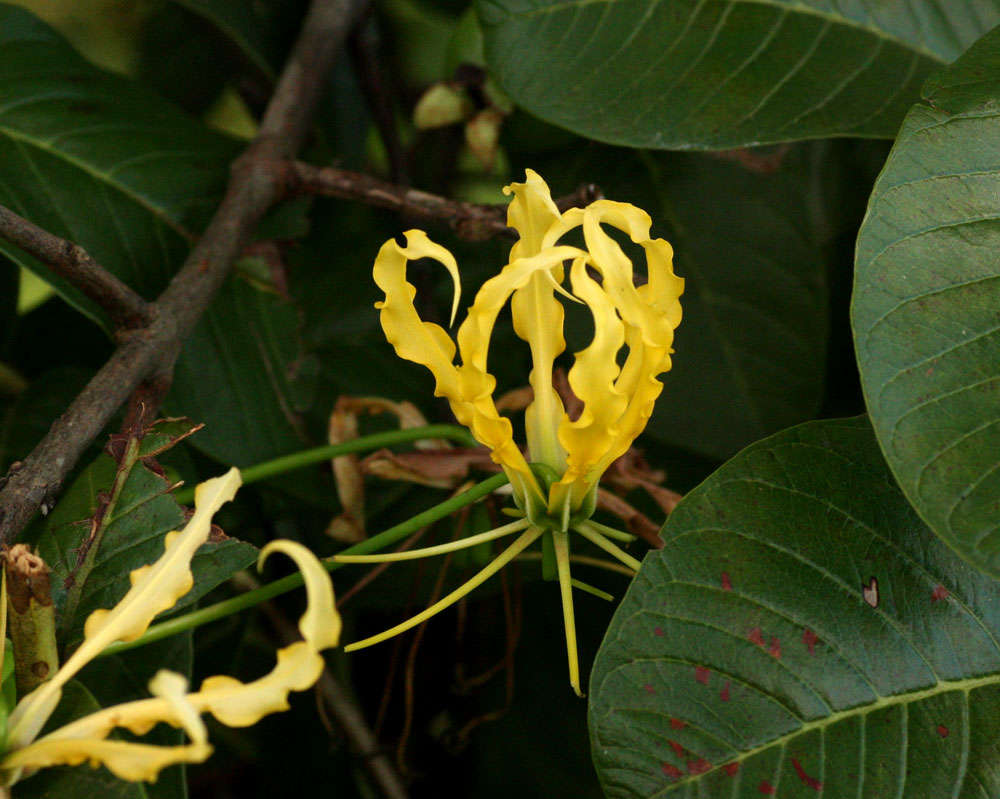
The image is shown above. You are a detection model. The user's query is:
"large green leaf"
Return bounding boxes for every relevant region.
[40,443,257,649]
[853,27,1000,577]
[169,274,307,468]
[590,417,1000,797]
[0,4,313,469]
[478,0,1000,149]
[170,0,279,78]
[0,3,236,325]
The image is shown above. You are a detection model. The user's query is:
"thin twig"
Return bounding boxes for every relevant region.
[0,205,152,330]
[0,0,367,544]
[289,161,601,241]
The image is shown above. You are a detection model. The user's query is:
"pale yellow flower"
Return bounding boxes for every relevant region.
[349,170,683,694]
[0,468,341,788]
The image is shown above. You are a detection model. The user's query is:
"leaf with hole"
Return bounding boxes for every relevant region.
[477,0,1000,149]
[590,416,1000,797]
[853,26,1000,577]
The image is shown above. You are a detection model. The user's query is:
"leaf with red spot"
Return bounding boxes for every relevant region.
[590,418,1000,798]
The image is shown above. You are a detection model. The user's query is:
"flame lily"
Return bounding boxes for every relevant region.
[347,170,683,694]
[0,468,341,789]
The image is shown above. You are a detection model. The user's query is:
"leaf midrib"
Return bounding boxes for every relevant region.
[492,0,946,65]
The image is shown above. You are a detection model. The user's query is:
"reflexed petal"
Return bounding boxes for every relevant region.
[503,168,562,260]
[456,246,582,497]
[553,258,627,510]
[545,202,683,500]
[373,230,464,399]
[194,641,325,727]
[6,468,243,750]
[374,229,547,502]
[4,539,342,786]
[258,540,341,651]
[1,738,212,783]
[513,270,568,471]
[2,672,211,785]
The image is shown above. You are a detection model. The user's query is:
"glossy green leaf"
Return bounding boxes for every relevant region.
[478,0,1000,149]
[853,27,1000,577]
[169,275,307,468]
[171,0,279,77]
[590,416,1000,797]
[0,5,311,470]
[39,449,257,649]
[0,3,236,326]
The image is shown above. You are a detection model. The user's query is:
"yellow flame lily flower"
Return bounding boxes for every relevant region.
[346,170,683,695]
[0,468,341,789]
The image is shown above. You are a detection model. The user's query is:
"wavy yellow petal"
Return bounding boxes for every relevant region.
[197,640,325,727]
[373,230,463,398]
[258,540,340,650]
[2,738,212,783]
[554,258,628,507]
[6,468,242,751]
[455,245,582,497]
[543,201,683,496]
[148,671,207,745]
[512,271,567,471]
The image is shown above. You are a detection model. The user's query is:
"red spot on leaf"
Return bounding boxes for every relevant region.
[931,585,949,602]
[721,572,733,591]
[668,740,685,758]
[792,758,823,790]
[937,724,949,738]
[803,628,818,654]
[758,781,776,795]
[654,626,665,637]
[670,718,686,730]
[644,683,656,695]
[720,681,731,702]
[748,627,765,647]
[724,763,740,776]
[687,758,712,776]
[695,666,710,685]
[769,637,782,659]
[661,763,683,780]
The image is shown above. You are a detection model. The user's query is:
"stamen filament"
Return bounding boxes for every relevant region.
[552,529,582,696]
[343,527,543,652]
[332,518,531,563]
[570,579,613,602]
[516,552,635,577]
[574,521,643,572]
[582,520,636,543]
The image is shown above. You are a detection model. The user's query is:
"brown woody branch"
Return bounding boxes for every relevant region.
[0,205,152,330]
[289,161,601,240]
[0,0,367,544]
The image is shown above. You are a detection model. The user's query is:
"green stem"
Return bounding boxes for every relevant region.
[172,425,478,505]
[101,472,509,657]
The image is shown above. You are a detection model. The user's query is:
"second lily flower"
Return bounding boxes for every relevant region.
[349,170,683,694]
